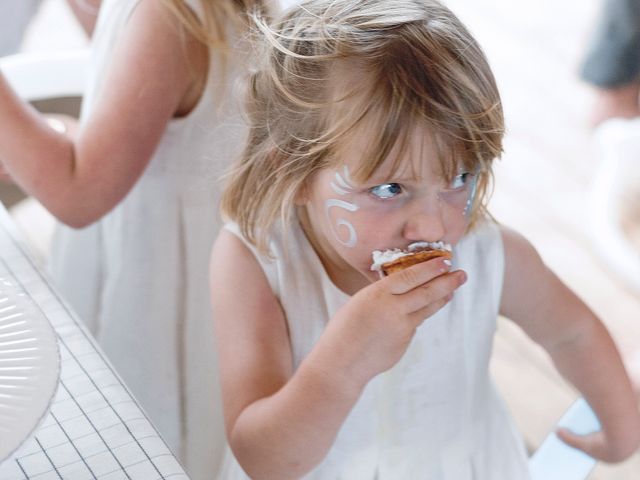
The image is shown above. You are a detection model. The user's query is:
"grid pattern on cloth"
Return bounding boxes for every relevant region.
[0,205,190,480]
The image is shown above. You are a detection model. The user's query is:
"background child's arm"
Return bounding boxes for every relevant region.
[499,226,640,462]
[210,230,465,479]
[0,0,207,227]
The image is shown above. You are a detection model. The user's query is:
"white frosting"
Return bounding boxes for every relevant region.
[370,241,452,272]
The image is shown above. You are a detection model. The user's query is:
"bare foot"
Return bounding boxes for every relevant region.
[590,83,640,128]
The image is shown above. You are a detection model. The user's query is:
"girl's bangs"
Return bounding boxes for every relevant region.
[344,104,478,186]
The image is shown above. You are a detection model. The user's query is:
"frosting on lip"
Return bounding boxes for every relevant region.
[370,241,452,272]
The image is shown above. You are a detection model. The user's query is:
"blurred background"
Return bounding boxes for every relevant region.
[445,1,640,478]
[2,0,640,478]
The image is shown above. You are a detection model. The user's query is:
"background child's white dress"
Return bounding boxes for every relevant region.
[219,218,531,479]
[47,0,245,478]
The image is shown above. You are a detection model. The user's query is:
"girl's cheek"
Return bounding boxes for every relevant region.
[443,216,468,247]
[324,198,361,248]
[350,215,392,251]
[323,168,363,248]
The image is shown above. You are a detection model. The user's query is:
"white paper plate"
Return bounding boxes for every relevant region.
[0,278,60,462]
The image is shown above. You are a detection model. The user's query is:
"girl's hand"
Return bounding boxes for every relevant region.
[322,257,467,386]
[0,163,13,183]
[557,427,640,463]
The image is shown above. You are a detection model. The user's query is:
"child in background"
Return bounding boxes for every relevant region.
[0,0,269,477]
[209,0,640,478]
[580,0,640,127]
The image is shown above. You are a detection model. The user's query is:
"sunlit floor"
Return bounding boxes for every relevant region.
[8,0,640,478]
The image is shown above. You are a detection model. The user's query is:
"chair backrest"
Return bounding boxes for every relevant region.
[0,48,89,101]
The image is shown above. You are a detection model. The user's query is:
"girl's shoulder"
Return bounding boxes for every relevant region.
[221,219,327,301]
[223,221,277,261]
[222,220,301,262]
[220,221,283,296]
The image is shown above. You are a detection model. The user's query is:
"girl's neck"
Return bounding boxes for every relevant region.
[296,208,370,296]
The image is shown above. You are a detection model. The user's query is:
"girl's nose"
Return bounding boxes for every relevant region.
[403,198,446,242]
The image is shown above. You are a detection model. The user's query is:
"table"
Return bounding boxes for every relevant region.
[0,203,190,480]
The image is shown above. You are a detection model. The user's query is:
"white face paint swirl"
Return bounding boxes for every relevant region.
[325,167,360,248]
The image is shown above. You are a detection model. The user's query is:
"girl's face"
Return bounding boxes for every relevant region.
[301,130,477,292]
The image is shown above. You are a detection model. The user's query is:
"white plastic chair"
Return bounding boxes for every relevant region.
[0,49,89,263]
[1,48,89,101]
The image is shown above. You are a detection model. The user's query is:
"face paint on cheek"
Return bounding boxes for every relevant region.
[325,199,359,247]
[330,168,355,196]
[335,166,353,189]
[463,174,479,218]
[325,167,360,248]
[330,182,350,195]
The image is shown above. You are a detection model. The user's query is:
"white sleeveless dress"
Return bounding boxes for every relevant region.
[218,218,531,479]
[47,1,245,478]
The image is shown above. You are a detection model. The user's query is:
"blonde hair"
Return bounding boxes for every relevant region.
[222,0,504,253]
[161,0,270,51]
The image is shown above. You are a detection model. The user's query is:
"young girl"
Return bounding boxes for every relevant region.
[0,0,268,477]
[210,0,640,478]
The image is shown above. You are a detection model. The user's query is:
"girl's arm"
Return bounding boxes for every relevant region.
[500,226,640,462]
[0,0,207,227]
[210,230,466,479]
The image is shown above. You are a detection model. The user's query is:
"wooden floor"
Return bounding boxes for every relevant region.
[8,0,640,478]
[445,0,640,477]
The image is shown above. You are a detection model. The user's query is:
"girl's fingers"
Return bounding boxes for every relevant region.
[385,257,452,295]
[556,428,604,459]
[401,269,466,314]
[407,293,453,325]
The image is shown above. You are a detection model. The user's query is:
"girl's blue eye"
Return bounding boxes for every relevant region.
[369,183,402,199]
[450,172,473,189]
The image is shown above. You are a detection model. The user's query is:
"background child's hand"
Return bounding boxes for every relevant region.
[322,257,467,386]
[557,426,640,463]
